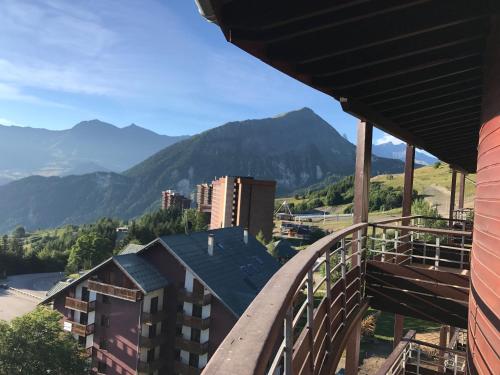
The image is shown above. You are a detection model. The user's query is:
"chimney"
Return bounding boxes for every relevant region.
[243,228,249,245]
[208,234,215,256]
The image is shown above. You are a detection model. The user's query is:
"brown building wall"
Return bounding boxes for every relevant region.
[93,295,141,375]
[208,297,238,357]
[236,178,276,242]
[469,16,500,375]
[210,177,233,229]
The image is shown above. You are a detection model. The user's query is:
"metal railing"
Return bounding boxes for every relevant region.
[368,216,472,270]
[377,330,467,375]
[202,223,369,375]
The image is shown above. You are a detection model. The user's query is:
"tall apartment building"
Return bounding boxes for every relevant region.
[210,176,276,242]
[196,183,212,213]
[161,190,191,210]
[42,227,280,375]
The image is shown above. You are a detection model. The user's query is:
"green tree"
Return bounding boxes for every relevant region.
[66,232,113,272]
[256,230,267,246]
[12,226,26,238]
[0,307,88,375]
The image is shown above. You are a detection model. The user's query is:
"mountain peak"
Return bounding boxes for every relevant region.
[274,107,315,119]
[72,119,118,130]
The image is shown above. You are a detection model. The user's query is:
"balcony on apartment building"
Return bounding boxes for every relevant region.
[137,358,167,373]
[174,360,202,375]
[139,334,168,349]
[64,296,96,313]
[179,288,212,305]
[66,320,95,337]
[142,309,169,325]
[175,337,209,355]
[87,279,142,302]
[177,312,210,330]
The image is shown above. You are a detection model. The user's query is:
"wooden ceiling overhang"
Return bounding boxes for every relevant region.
[199,0,500,173]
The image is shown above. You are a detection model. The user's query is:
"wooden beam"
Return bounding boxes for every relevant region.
[346,121,372,375]
[458,172,466,209]
[449,170,457,221]
[353,120,372,225]
[393,100,481,125]
[410,113,481,130]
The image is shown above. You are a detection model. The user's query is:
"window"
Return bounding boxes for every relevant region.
[149,324,157,338]
[147,348,155,363]
[189,353,199,367]
[191,328,200,342]
[175,325,182,336]
[97,361,107,374]
[80,312,88,325]
[102,295,110,304]
[99,338,107,350]
[174,349,181,361]
[150,297,158,314]
[78,335,86,347]
[192,304,202,318]
[81,287,89,302]
[100,315,110,328]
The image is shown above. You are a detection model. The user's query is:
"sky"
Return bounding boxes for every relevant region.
[0,0,398,144]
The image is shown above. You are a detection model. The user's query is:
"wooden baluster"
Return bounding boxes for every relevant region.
[381,229,387,262]
[325,247,332,352]
[340,239,347,321]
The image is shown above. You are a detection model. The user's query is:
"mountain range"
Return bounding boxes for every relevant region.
[0,108,405,233]
[373,142,437,165]
[0,120,188,184]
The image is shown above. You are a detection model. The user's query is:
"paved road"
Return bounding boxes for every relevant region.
[0,272,63,321]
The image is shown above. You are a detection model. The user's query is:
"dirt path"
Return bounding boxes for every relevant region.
[423,184,451,216]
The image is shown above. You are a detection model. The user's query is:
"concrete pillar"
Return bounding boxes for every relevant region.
[346,120,372,375]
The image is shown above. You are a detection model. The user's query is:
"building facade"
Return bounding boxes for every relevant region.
[209,176,276,241]
[42,227,280,375]
[161,190,191,211]
[196,183,212,213]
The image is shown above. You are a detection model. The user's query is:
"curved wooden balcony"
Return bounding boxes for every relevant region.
[66,321,94,337]
[143,310,168,325]
[202,223,369,375]
[137,358,167,373]
[175,337,209,355]
[174,361,201,375]
[179,288,211,305]
[140,335,167,349]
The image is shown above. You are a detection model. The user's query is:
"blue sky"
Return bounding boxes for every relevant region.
[0,0,397,144]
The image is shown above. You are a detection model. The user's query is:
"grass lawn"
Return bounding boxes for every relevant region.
[369,309,441,342]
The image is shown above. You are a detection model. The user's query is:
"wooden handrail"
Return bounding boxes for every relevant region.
[202,223,367,375]
[370,223,472,237]
[375,330,416,375]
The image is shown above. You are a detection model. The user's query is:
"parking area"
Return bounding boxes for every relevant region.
[0,272,63,321]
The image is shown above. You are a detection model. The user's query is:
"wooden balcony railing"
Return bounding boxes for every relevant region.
[368,216,473,270]
[139,334,167,349]
[177,312,210,330]
[375,330,467,375]
[142,310,168,325]
[65,297,95,313]
[175,337,209,355]
[69,321,94,337]
[174,361,202,375]
[87,279,142,302]
[202,223,369,375]
[179,289,211,305]
[137,358,167,373]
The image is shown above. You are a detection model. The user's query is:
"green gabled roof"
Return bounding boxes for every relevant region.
[155,227,280,317]
[113,254,168,293]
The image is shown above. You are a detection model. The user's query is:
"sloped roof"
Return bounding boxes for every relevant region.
[113,254,168,293]
[119,243,145,255]
[46,281,70,298]
[154,227,280,316]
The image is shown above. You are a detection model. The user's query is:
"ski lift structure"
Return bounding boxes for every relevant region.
[274,200,295,221]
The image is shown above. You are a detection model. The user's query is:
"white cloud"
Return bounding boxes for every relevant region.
[0,82,72,108]
[374,134,405,145]
[0,117,21,126]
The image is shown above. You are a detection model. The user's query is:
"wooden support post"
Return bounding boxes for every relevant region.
[439,326,449,373]
[449,169,457,222]
[394,144,414,347]
[346,121,372,375]
[458,172,466,209]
